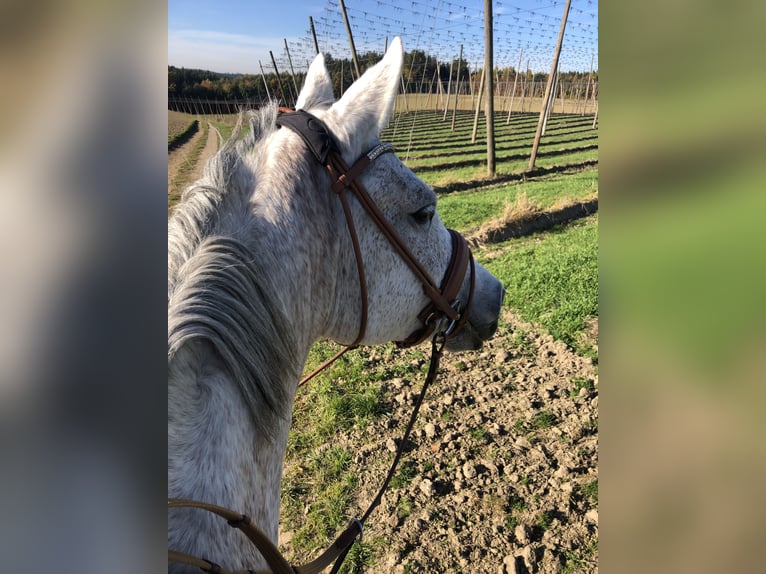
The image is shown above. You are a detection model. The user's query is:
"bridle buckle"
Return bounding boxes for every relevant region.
[440,300,463,338]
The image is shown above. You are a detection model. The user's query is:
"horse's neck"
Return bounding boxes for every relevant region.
[249,142,344,349]
[168,150,341,568]
[168,340,298,569]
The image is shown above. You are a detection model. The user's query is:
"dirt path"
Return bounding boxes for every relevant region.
[167,122,221,194]
[281,309,598,573]
[190,124,221,183]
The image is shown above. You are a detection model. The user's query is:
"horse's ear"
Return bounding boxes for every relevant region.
[296,53,335,111]
[327,37,403,155]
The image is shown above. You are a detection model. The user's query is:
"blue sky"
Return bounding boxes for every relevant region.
[168,0,319,73]
[168,0,598,74]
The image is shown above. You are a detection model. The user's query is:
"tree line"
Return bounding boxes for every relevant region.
[168,49,597,103]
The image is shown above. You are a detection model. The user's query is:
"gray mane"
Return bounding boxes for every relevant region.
[168,105,299,438]
[168,106,278,292]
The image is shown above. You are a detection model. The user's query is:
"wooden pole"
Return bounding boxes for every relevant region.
[451,44,463,132]
[309,16,320,55]
[506,47,523,124]
[471,65,486,143]
[574,78,583,115]
[435,58,443,110]
[582,53,594,115]
[528,0,571,171]
[443,57,454,121]
[520,62,529,112]
[284,39,299,96]
[259,61,272,101]
[560,80,566,114]
[400,76,409,112]
[484,0,496,175]
[425,66,438,110]
[417,55,431,109]
[521,63,532,113]
[501,65,513,113]
[269,50,288,106]
[339,0,361,79]
[589,78,598,117]
[542,63,559,135]
[404,51,418,98]
[592,103,598,128]
[582,52,596,115]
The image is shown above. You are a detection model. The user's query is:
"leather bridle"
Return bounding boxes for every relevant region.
[280,108,476,384]
[168,107,477,574]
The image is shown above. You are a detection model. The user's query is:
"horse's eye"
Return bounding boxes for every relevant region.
[411,205,435,225]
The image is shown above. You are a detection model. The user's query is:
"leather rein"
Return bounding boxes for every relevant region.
[168,108,476,574]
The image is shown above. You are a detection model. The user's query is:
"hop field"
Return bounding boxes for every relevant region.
[284,109,599,573]
[167,105,599,572]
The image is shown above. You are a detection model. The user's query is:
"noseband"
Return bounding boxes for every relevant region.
[276,108,476,354]
[168,108,478,574]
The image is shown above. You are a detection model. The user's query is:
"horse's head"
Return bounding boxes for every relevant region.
[294,37,504,351]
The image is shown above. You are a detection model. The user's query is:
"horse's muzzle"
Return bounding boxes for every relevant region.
[446,269,504,351]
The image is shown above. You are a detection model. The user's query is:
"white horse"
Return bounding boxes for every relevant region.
[168,37,504,572]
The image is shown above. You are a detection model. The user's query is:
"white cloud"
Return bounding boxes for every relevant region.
[168,29,302,74]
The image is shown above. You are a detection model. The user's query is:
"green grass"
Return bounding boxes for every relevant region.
[383,112,598,187]
[569,377,595,398]
[563,540,598,574]
[406,134,596,172]
[281,342,430,561]
[397,496,414,519]
[389,460,418,489]
[532,411,557,430]
[168,111,196,145]
[508,492,527,512]
[208,115,248,143]
[209,118,236,142]
[603,160,765,375]
[437,168,598,232]
[288,376,385,454]
[275,110,598,568]
[482,216,598,359]
[536,510,553,531]
[582,479,598,506]
[469,427,488,442]
[338,539,379,574]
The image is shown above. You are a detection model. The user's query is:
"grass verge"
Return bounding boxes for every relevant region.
[168,122,209,212]
[168,111,196,145]
[481,215,598,360]
[438,168,598,232]
[281,342,428,563]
